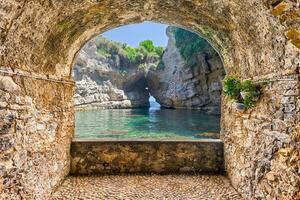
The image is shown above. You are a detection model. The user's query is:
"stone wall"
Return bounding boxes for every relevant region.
[70,140,224,175]
[0,68,74,199]
[0,0,299,199]
[222,72,300,200]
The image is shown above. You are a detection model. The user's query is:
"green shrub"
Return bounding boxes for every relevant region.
[223,76,241,99]
[97,48,110,57]
[240,80,261,109]
[124,46,138,62]
[139,40,155,53]
[154,46,165,56]
[122,40,165,62]
[240,80,260,97]
[93,36,164,64]
[223,76,262,110]
[138,40,165,56]
[242,95,253,109]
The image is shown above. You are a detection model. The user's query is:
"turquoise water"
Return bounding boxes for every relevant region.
[75,100,220,140]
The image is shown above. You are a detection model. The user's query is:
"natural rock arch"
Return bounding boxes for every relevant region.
[0,1,299,199]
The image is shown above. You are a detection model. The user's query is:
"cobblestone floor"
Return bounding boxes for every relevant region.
[51,174,243,200]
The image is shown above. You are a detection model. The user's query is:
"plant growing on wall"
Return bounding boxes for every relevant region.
[223,76,262,110]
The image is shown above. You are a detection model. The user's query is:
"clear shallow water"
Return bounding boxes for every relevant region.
[75,100,220,140]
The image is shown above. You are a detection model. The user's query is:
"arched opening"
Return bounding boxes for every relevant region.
[0,1,299,199]
[72,22,225,141]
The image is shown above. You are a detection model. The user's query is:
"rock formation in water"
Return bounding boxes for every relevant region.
[73,36,161,110]
[73,27,225,113]
[147,27,225,114]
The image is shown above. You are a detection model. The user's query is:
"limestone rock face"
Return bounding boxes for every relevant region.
[74,28,225,113]
[72,37,156,110]
[147,27,225,114]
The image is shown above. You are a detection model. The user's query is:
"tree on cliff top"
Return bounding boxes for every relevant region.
[138,40,165,56]
[94,36,165,63]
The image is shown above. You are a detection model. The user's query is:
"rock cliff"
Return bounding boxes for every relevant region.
[147,27,225,114]
[72,36,160,110]
[73,27,225,114]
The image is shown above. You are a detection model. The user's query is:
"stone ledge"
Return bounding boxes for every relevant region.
[73,138,222,143]
[70,139,224,175]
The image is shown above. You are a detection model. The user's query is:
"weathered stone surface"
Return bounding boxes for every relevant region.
[0,75,21,92]
[222,77,300,200]
[70,140,224,175]
[0,0,299,199]
[51,175,242,200]
[0,72,74,200]
[1,1,299,79]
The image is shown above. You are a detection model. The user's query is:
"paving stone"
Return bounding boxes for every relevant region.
[50,175,243,200]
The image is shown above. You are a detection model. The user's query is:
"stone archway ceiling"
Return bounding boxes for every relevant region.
[0,1,299,200]
[0,0,299,79]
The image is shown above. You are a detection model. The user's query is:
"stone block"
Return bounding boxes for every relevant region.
[0,76,20,92]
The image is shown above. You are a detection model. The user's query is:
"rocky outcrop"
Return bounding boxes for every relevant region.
[147,27,225,114]
[72,37,159,110]
[74,27,225,113]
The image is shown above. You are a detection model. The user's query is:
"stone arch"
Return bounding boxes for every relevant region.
[0,1,299,200]
[69,20,228,78]
[4,1,297,78]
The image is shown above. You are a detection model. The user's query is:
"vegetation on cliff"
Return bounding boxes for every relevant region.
[173,27,213,67]
[94,36,165,63]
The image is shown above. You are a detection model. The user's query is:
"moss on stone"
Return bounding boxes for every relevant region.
[57,20,74,32]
